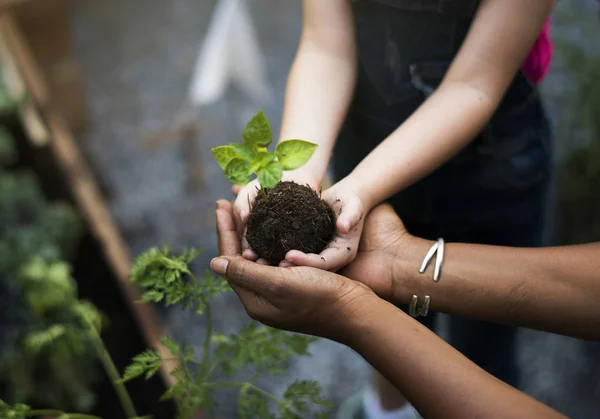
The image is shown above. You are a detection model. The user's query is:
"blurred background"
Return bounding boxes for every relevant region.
[0,0,599,418]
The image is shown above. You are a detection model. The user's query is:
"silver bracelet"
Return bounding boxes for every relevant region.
[410,238,445,318]
[419,238,445,282]
[409,294,430,318]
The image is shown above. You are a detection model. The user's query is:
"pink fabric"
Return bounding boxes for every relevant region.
[521,19,553,85]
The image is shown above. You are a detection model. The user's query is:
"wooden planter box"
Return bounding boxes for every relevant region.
[0,8,180,418]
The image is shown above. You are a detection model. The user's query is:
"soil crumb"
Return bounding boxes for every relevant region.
[246,181,335,265]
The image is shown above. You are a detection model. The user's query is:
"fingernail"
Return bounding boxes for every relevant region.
[210,257,229,274]
[342,220,350,232]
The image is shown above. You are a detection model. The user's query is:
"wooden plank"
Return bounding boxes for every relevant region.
[0,0,33,9]
[45,58,88,134]
[0,11,177,389]
[0,12,47,105]
[14,0,71,70]
[0,22,49,145]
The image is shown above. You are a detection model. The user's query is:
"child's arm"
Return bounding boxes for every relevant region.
[287,0,555,271]
[345,0,555,211]
[233,0,356,222]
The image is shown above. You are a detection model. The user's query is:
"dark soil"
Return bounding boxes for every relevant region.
[246,181,336,265]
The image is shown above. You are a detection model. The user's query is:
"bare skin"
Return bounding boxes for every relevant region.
[342,204,600,342]
[211,200,590,418]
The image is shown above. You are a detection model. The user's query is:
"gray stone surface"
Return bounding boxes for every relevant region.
[70,0,600,417]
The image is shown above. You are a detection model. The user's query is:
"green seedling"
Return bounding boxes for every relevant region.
[211,110,317,189]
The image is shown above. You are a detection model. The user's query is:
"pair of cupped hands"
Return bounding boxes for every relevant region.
[231,174,366,271]
[211,176,416,343]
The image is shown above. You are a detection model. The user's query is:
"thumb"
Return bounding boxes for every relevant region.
[336,197,364,234]
[232,184,242,196]
[211,256,281,295]
[233,185,256,223]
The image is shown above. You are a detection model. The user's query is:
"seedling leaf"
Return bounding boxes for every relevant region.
[275,140,318,171]
[211,145,239,170]
[230,143,256,161]
[225,158,251,185]
[257,161,283,189]
[242,110,272,147]
[249,151,276,173]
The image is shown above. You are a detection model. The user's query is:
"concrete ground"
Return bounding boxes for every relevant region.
[70,0,600,417]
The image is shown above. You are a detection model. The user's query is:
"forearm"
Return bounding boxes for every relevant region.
[348,299,565,419]
[394,239,600,340]
[278,3,357,184]
[338,0,554,209]
[342,81,498,209]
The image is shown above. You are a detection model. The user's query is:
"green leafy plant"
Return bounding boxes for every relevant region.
[211,110,317,189]
[0,78,136,418]
[122,247,332,419]
[0,256,143,418]
[0,80,103,412]
[0,399,104,419]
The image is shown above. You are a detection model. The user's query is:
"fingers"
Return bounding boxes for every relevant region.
[242,248,259,261]
[216,201,241,256]
[231,206,252,257]
[279,260,295,268]
[336,196,364,234]
[233,183,258,224]
[210,256,281,294]
[232,184,242,196]
[284,246,354,272]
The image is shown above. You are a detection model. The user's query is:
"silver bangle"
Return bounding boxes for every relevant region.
[409,294,430,318]
[419,238,445,282]
[410,238,445,318]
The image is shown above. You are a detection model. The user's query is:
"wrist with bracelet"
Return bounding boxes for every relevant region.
[409,238,445,318]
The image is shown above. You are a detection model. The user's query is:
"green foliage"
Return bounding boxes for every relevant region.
[211,110,317,189]
[0,118,99,412]
[0,399,104,419]
[0,400,31,419]
[130,247,229,314]
[0,126,17,166]
[124,247,331,419]
[1,254,104,412]
[275,140,318,171]
[0,66,24,116]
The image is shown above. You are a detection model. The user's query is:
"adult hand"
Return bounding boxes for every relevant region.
[283,178,366,272]
[232,171,320,263]
[341,204,416,303]
[213,199,376,341]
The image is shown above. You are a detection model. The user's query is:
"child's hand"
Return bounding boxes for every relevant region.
[232,171,320,263]
[283,179,366,272]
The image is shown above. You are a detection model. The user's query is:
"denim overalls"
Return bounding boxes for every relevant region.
[333,0,552,387]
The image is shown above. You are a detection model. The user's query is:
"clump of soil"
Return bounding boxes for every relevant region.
[246,181,336,265]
